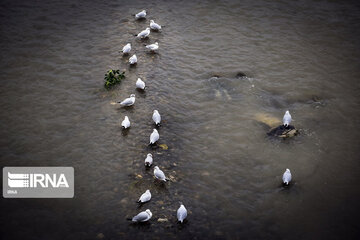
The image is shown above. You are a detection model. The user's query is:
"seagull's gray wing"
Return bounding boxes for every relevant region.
[121,98,132,105]
[155,169,166,180]
[132,211,149,222]
[139,192,151,202]
[153,113,161,124]
[177,207,187,222]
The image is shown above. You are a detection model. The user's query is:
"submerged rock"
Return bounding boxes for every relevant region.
[254,113,298,138]
[119,18,129,23]
[254,113,281,128]
[235,72,247,78]
[208,76,237,101]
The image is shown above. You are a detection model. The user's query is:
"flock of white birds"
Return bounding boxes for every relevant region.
[119,10,187,224]
[119,9,296,224]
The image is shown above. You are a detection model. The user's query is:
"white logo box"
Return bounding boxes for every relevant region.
[3,167,74,198]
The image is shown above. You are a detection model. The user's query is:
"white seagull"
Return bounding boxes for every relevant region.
[144,153,153,167]
[118,94,135,106]
[131,209,152,222]
[135,10,146,20]
[129,54,137,64]
[150,129,159,144]
[282,169,292,185]
[136,78,146,90]
[152,110,161,126]
[146,42,159,52]
[138,189,151,203]
[150,20,161,30]
[154,166,167,182]
[121,116,130,129]
[177,203,188,223]
[137,27,150,38]
[122,43,131,54]
[283,110,292,127]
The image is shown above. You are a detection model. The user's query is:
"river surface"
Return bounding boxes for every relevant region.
[1,0,360,239]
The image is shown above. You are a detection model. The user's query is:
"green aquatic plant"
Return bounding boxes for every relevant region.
[104,69,125,89]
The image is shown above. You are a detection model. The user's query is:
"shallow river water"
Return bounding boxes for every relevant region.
[1,0,360,239]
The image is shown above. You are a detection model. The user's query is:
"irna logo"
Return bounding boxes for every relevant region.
[3,167,74,198]
[8,172,69,188]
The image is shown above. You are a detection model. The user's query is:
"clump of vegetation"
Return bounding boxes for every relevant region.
[104,69,125,89]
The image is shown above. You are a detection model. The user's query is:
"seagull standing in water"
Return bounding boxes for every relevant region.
[138,190,151,203]
[137,27,150,38]
[282,169,292,185]
[135,10,146,20]
[131,209,152,222]
[129,54,137,64]
[144,153,153,167]
[122,43,131,54]
[149,129,159,144]
[154,166,168,182]
[177,203,187,223]
[121,116,130,129]
[118,94,135,106]
[283,110,292,127]
[136,78,146,90]
[150,20,161,30]
[152,110,161,126]
[146,42,159,52]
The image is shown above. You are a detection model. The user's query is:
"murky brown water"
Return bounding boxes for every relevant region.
[1,0,360,239]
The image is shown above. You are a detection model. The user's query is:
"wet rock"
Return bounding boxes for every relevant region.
[157,218,168,222]
[236,72,247,78]
[169,174,176,182]
[283,128,298,138]
[159,144,168,150]
[96,233,105,239]
[267,125,299,138]
[120,198,128,205]
[312,95,321,102]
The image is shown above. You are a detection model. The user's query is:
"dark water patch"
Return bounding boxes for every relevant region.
[1,0,360,239]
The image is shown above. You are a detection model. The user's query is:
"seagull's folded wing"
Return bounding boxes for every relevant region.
[121,98,131,105]
[133,212,148,222]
